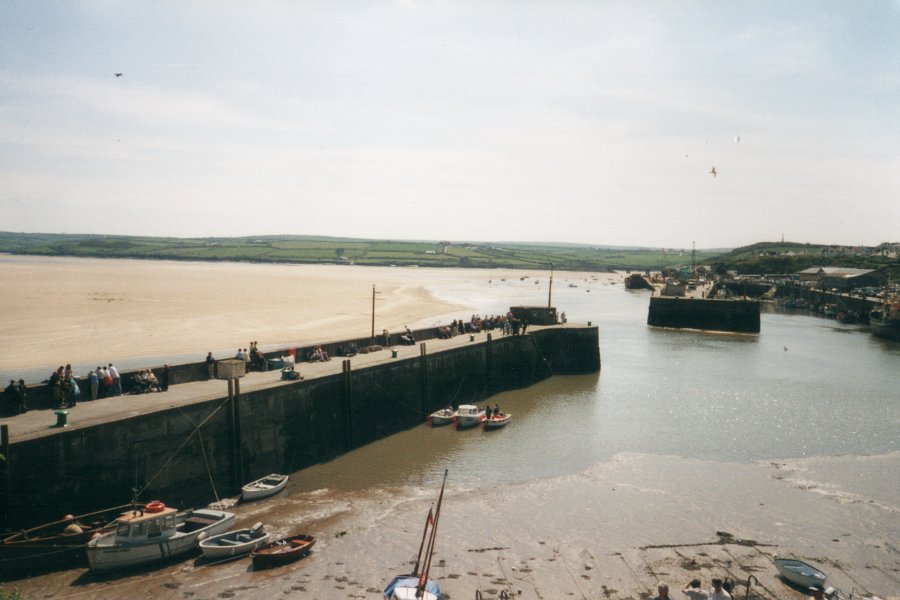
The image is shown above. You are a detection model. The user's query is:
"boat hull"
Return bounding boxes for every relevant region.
[242,474,289,501]
[384,575,442,600]
[251,534,316,568]
[483,414,511,430]
[199,527,270,559]
[428,410,456,426]
[86,509,235,570]
[774,557,827,589]
[869,314,900,341]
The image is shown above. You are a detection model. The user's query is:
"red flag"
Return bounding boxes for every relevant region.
[427,507,434,526]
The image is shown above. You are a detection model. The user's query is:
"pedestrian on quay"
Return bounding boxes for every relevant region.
[709,578,732,600]
[683,579,709,600]
[109,363,122,396]
[161,364,170,392]
[206,352,215,379]
[654,582,672,600]
[88,368,99,400]
[15,379,28,414]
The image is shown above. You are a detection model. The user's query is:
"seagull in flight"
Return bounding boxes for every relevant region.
[709,166,717,177]
[114,72,123,77]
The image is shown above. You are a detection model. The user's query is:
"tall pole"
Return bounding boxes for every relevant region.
[547,262,553,308]
[371,285,376,339]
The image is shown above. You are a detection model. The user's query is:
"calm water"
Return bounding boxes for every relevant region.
[293,275,900,493]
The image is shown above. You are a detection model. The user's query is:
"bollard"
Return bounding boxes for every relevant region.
[52,409,69,428]
[391,349,398,358]
[587,321,592,326]
[469,334,475,342]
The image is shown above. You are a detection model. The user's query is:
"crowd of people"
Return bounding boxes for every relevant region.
[436,313,531,339]
[654,577,739,600]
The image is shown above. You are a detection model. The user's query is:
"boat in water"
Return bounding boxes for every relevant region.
[483,412,512,430]
[250,533,316,568]
[774,555,827,590]
[427,406,457,427]
[384,470,448,600]
[241,473,289,502]
[86,502,235,570]
[198,522,270,559]
[454,404,485,429]
[869,297,900,341]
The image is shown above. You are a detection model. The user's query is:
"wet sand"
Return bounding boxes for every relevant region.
[9,453,899,599]
[0,255,575,374]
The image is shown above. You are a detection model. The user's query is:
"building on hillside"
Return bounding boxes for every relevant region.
[797,267,885,291]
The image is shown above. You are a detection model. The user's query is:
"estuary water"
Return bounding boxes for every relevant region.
[293,274,900,497]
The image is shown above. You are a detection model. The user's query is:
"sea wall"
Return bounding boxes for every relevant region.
[3,326,599,530]
[647,297,760,333]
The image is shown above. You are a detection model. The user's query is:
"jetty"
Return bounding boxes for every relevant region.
[0,323,599,532]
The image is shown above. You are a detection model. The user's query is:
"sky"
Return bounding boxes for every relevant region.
[1,1,898,249]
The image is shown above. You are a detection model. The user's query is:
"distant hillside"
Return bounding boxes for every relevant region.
[0,232,722,272]
[710,241,900,279]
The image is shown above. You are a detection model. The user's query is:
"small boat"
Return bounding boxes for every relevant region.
[198,522,270,559]
[428,406,457,427]
[483,412,512,430]
[0,503,132,572]
[241,473,289,501]
[453,404,485,429]
[250,534,316,568]
[384,470,447,600]
[774,555,827,589]
[86,502,235,570]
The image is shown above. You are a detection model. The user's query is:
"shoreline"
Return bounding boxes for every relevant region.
[9,452,899,599]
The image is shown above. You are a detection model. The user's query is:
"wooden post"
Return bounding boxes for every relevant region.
[0,425,9,531]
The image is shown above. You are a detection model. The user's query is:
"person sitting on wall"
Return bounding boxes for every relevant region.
[309,345,330,362]
[400,327,415,345]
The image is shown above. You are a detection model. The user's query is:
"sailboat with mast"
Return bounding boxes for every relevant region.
[383,470,448,600]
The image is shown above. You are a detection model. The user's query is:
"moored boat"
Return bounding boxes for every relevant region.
[453,404,485,429]
[482,412,512,430]
[869,298,900,341]
[250,534,316,568]
[198,522,270,559]
[241,473,289,502]
[86,502,235,570]
[0,503,132,573]
[427,406,457,427]
[774,555,827,589]
[383,470,448,600]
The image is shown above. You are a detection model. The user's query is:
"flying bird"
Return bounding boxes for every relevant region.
[114,73,123,77]
[709,166,717,177]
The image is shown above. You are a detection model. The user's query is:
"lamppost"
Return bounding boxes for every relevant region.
[547,262,554,308]
[371,285,381,340]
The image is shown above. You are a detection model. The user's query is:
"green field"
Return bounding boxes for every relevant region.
[1,233,895,277]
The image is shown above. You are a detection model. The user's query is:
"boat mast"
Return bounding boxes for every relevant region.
[418,470,448,596]
[411,504,434,577]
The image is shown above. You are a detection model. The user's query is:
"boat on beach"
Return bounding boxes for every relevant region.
[241,473,289,501]
[483,412,511,430]
[250,534,316,568]
[774,555,827,589]
[86,502,235,570]
[198,522,270,559]
[453,404,485,429]
[0,503,133,571]
[384,470,448,600]
[428,406,457,426]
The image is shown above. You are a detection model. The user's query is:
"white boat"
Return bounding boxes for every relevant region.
[86,502,235,570]
[198,522,270,559]
[454,404,485,429]
[428,406,457,427]
[483,412,512,430]
[241,473,289,501]
[774,555,827,589]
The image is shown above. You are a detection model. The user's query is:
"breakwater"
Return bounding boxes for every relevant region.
[1,326,599,531]
[647,296,760,333]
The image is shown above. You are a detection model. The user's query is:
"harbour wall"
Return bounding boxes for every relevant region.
[647,296,761,333]
[774,283,878,317]
[3,326,600,530]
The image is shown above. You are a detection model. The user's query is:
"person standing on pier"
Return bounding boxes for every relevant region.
[161,364,170,392]
[109,363,122,396]
[15,379,28,413]
[88,368,99,400]
[206,352,215,379]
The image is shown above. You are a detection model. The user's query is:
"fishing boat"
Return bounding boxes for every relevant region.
[428,406,457,427]
[241,473,289,501]
[869,296,900,341]
[0,503,132,572]
[198,522,270,559]
[774,556,827,589]
[453,404,485,429]
[482,412,512,430]
[250,534,316,568]
[86,502,235,570]
[383,470,448,600]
